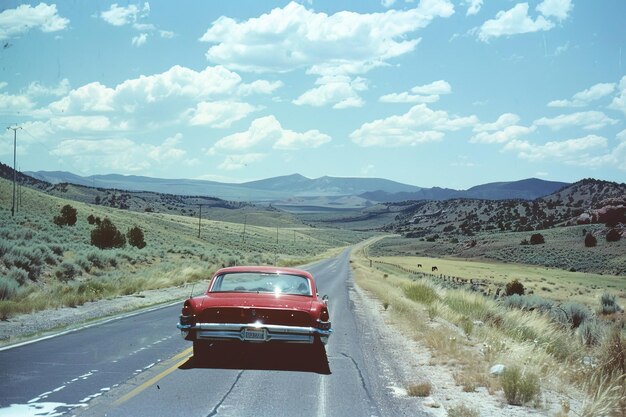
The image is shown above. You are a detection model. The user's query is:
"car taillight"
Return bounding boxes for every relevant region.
[320,307,329,322]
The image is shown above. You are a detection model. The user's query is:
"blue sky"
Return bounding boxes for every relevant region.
[0,0,624,188]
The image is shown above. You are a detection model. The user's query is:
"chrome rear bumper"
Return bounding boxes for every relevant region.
[177,322,332,345]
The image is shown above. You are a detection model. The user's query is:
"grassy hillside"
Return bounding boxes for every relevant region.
[0,177,375,319]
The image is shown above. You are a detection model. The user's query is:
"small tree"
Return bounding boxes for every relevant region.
[127,226,146,249]
[606,228,621,242]
[87,214,96,225]
[53,204,77,226]
[529,233,545,245]
[506,279,525,296]
[91,218,126,249]
[584,232,597,247]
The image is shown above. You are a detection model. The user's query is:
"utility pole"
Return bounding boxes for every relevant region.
[242,214,247,243]
[198,204,203,238]
[7,126,21,217]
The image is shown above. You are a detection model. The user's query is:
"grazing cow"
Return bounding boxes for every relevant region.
[417,264,422,268]
[432,266,438,272]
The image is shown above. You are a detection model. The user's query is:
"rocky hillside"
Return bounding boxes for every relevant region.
[381,179,625,237]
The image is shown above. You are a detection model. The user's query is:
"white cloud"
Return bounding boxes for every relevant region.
[45,65,243,116]
[465,0,483,16]
[471,125,534,144]
[0,91,35,114]
[50,134,189,173]
[381,0,396,8]
[188,101,260,128]
[210,115,331,153]
[473,113,520,132]
[533,111,618,130]
[609,75,626,116]
[51,116,112,132]
[25,79,71,97]
[478,3,554,42]
[0,3,69,40]
[293,76,367,108]
[159,30,175,39]
[503,134,607,162]
[381,80,451,103]
[218,153,266,170]
[199,1,454,75]
[131,33,148,47]
[238,80,284,96]
[536,0,573,21]
[617,128,626,142]
[101,3,150,26]
[548,82,616,108]
[351,103,478,147]
[147,133,186,163]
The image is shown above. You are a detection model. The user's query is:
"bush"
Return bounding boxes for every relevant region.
[529,233,545,245]
[55,262,79,282]
[560,302,590,329]
[606,228,621,242]
[501,366,540,406]
[127,226,146,249]
[447,404,479,417]
[584,232,597,247]
[91,218,126,249]
[8,268,28,285]
[0,276,19,300]
[578,318,606,347]
[407,382,431,397]
[403,283,439,305]
[599,293,623,315]
[87,214,96,225]
[53,204,77,227]
[505,279,525,296]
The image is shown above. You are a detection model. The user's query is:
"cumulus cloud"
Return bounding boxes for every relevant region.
[473,113,520,132]
[45,65,243,116]
[380,80,451,104]
[471,125,535,144]
[50,116,113,132]
[465,0,483,16]
[0,91,35,114]
[101,3,150,26]
[294,76,367,108]
[381,0,396,8]
[503,134,607,162]
[24,79,71,98]
[548,82,616,108]
[50,134,190,173]
[533,111,618,131]
[188,101,260,128]
[478,3,554,42]
[350,103,478,147]
[609,75,626,116]
[536,0,573,21]
[209,115,331,154]
[199,1,454,75]
[238,80,283,96]
[0,3,69,40]
[131,33,148,47]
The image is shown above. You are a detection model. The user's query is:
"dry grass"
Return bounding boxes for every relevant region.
[407,382,432,397]
[351,245,626,416]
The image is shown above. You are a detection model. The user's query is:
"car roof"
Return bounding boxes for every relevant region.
[213,265,314,280]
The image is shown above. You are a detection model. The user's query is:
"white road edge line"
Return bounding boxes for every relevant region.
[0,299,184,352]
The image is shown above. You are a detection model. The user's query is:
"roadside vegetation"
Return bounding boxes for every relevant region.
[352,241,625,416]
[0,178,375,322]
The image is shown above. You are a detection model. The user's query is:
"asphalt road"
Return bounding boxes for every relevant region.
[0,250,425,417]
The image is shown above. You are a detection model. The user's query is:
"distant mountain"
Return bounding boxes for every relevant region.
[25,171,423,201]
[360,178,569,202]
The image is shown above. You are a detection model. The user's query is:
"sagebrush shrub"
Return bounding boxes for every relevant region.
[446,404,479,417]
[599,293,623,315]
[501,366,540,406]
[561,302,590,329]
[407,382,431,397]
[505,279,525,296]
[578,318,606,347]
[0,276,19,300]
[55,262,79,282]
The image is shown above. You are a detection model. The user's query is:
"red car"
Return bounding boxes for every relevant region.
[177,266,332,358]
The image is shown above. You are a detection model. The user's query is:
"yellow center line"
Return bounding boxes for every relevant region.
[114,347,193,406]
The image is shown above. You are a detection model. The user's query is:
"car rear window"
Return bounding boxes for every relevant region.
[210,272,312,296]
